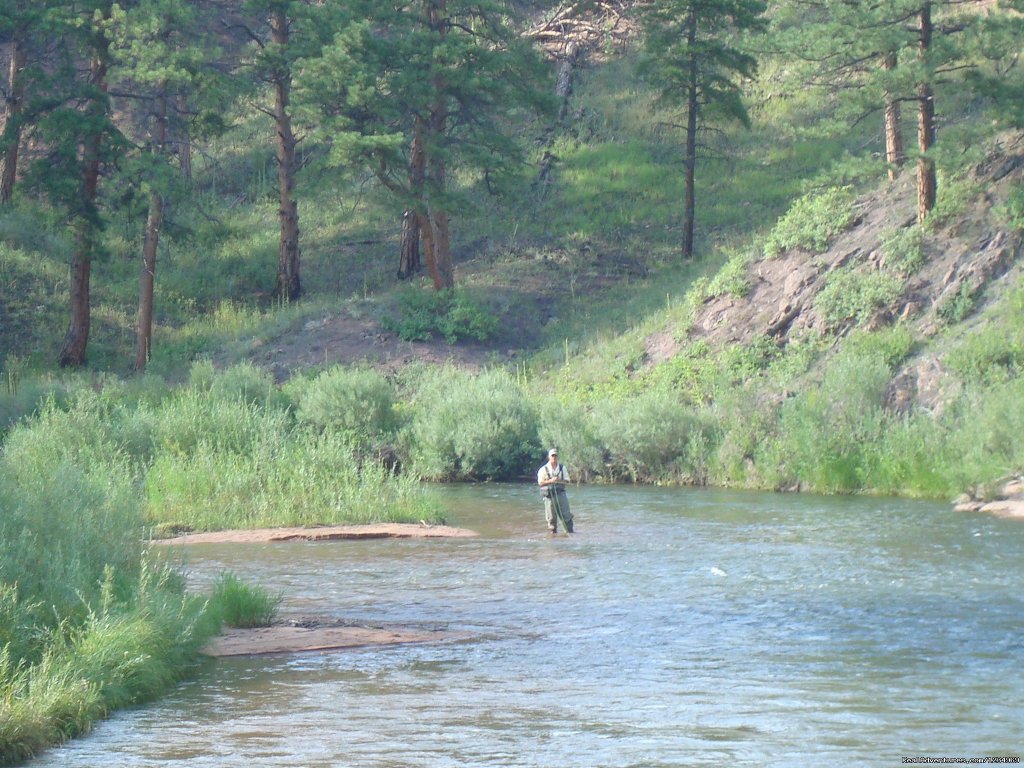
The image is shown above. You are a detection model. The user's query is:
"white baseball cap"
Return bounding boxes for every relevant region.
[548,448,558,457]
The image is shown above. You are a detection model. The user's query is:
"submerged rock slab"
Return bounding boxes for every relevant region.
[204,621,470,657]
[154,523,478,545]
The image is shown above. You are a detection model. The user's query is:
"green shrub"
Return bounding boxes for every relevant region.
[194,362,276,409]
[210,572,280,629]
[592,390,716,483]
[403,366,539,480]
[881,225,925,276]
[945,288,1024,383]
[923,175,981,232]
[0,584,41,665]
[0,571,214,764]
[644,340,720,403]
[815,266,904,328]
[0,373,73,439]
[996,182,1024,231]
[936,282,976,325]
[152,388,289,457]
[871,413,955,498]
[383,287,498,343]
[941,378,1024,492]
[756,346,892,493]
[145,428,438,530]
[843,326,915,369]
[705,248,755,298]
[946,327,1024,384]
[708,387,780,486]
[291,365,397,444]
[763,186,857,257]
[538,402,606,482]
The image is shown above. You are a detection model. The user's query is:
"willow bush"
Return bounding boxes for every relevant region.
[402,366,540,480]
[289,365,397,449]
[592,391,717,484]
[538,401,607,482]
[753,346,892,493]
[0,407,218,765]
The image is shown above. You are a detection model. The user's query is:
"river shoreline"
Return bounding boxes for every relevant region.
[158,522,478,656]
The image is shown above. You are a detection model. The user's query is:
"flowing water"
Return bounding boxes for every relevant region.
[36,485,1023,767]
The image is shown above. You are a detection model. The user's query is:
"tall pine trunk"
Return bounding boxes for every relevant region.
[135,83,168,373]
[0,36,27,203]
[681,8,698,260]
[58,44,108,368]
[271,9,301,302]
[882,51,904,181]
[399,127,426,279]
[916,3,937,223]
[398,209,421,279]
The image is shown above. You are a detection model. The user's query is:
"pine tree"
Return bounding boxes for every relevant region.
[237,0,324,302]
[300,0,551,289]
[639,0,766,261]
[772,1,1018,223]
[107,0,219,373]
[32,1,126,368]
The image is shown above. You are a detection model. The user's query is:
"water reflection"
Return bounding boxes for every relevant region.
[35,484,1024,767]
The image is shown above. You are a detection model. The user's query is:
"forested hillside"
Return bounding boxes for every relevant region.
[0,0,1020,491]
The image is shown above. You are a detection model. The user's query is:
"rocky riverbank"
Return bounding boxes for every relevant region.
[954,477,1024,520]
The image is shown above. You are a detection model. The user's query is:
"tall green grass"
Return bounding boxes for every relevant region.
[0,410,218,764]
[210,572,281,629]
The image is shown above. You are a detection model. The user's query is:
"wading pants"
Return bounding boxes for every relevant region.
[544,490,573,533]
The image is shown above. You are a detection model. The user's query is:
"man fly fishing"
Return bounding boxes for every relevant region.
[538,448,573,534]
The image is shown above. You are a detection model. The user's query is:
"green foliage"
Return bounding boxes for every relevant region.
[183,360,282,412]
[706,248,755,298]
[936,282,976,325]
[763,186,857,257]
[923,176,982,232]
[843,326,915,369]
[639,0,766,129]
[941,377,1024,492]
[755,344,892,492]
[0,571,215,765]
[538,401,607,483]
[0,397,217,763]
[146,415,437,530]
[290,365,396,445]
[945,288,1024,383]
[592,390,717,484]
[996,182,1024,231]
[402,366,539,480]
[644,340,721,403]
[815,266,904,328]
[881,225,925,276]
[383,287,498,344]
[209,573,280,629]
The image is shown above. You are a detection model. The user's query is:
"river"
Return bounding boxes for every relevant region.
[34,484,1023,767]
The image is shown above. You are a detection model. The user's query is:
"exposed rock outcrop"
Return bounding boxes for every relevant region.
[954,477,1024,520]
